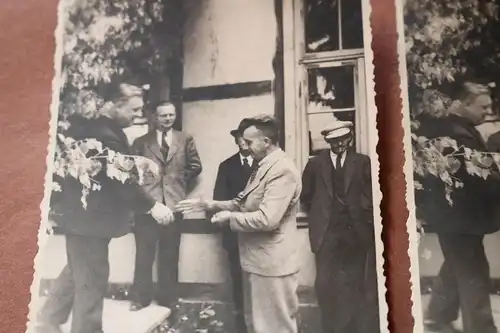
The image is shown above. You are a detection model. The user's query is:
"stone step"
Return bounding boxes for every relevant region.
[58,299,170,333]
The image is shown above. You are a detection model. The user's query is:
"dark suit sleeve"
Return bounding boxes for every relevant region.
[451,125,486,151]
[105,136,155,214]
[300,159,315,213]
[487,131,500,153]
[185,135,202,181]
[213,162,228,201]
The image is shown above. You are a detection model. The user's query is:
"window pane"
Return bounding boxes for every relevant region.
[307,111,356,156]
[305,0,340,52]
[305,0,364,52]
[308,65,355,110]
[341,0,364,49]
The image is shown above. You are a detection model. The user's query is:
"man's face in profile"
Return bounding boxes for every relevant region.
[243,126,268,161]
[115,96,144,127]
[463,94,493,126]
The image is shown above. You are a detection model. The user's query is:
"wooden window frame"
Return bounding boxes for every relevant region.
[282,0,368,219]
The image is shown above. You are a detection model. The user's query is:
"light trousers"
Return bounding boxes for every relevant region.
[242,271,299,333]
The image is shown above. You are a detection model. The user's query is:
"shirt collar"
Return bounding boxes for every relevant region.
[330,150,347,166]
[240,154,253,164]
[156,128,172,135]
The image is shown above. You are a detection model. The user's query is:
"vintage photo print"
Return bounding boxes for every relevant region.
[27,0,386,332]
[398,0,500,332]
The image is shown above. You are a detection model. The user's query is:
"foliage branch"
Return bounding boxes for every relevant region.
[51,0,171,208]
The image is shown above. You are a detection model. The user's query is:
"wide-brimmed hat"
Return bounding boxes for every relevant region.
[230,129,242,138]
[321,120,354,140]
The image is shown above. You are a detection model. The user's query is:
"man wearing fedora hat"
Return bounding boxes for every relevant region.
[213,127,256,332]
[301,119,379,333]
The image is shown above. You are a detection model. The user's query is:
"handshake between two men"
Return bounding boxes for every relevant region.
[148,198,231,226]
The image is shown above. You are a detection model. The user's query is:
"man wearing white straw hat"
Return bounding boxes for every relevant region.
[301,119,379,333]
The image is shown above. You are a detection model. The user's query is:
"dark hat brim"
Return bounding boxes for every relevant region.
[230,129,241,137]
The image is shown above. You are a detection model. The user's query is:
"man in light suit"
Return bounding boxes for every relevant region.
[301,120,379,333]
[177,115,302,333]
[213,128,256,333]
[129,101,202,311]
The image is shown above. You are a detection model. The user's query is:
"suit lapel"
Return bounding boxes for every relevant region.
[146,132,164,163]
[343,150,356,194]
[165,131,179,164]
[239,151,282,200]
[320,152,334,199]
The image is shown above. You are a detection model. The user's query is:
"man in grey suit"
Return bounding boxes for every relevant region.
[129,101,202,311]
[177,115,302,333]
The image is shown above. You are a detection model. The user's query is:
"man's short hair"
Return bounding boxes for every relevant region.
[458,81,491,105]
[155,101,176,112]
[109,83,143,103]
[237,114,280,144]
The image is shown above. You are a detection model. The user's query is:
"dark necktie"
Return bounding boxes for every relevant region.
[336,153,343,170]
[248,166,258,184]
[161,131,169,158]
[243,158,251,171]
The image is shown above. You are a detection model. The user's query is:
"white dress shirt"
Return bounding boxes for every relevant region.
[330,150,346,169]
[156,129,173,147]
[240,154,254,166]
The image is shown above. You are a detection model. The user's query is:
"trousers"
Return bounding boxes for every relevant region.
[221,226,246,331]
[314,222,379,333]
[242,271,299,333]
[131,214,181,306]
[38,234,110,333]
[427,233,497,333]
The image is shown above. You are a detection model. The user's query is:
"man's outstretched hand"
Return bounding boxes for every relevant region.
[175,198,214,215]
[150,202,175,225]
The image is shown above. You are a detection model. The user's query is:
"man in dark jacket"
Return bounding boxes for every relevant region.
[301,120,379,333]
[36,84,171,333]
[419,82,500,333]
[212,128,255,332]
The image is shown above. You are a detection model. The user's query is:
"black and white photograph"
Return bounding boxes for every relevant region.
[27,1,385,332]
[399,0,500,332]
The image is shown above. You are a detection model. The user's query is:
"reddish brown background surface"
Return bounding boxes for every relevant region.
[0,0,411,332]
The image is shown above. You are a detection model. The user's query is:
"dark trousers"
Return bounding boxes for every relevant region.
[427,233,496,333]
[314,223,379,333]
[38,234,110,333]
[131,214,181,306]
[221,226,246,332]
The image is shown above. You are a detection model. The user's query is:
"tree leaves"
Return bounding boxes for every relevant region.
[412,133,500,205]
[406,0,500,216]
[405,0,500,117]
[53,134,159,209]
[59,0,166,121]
